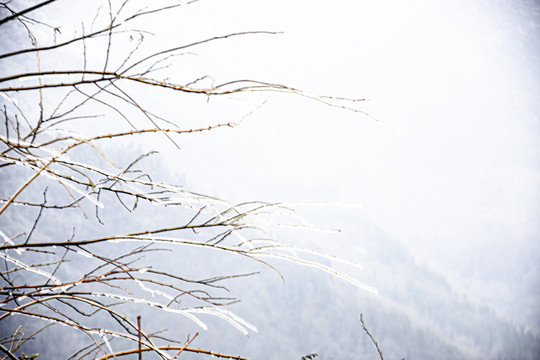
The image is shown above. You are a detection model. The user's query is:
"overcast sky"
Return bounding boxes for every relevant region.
[132,0,540,330]
[156,1,540,248]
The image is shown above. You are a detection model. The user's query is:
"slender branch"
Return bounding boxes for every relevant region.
[0,0,57,26]
[171,331,198,360]
[95,345,251,360]
[0,343,18,360]
[0,24,119,60]
[0,1,376,358]
[360,314,384,360]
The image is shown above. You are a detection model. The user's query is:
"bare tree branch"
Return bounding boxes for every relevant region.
[0,1,377,358]
[0,0,57,26]
[360,314,384,360]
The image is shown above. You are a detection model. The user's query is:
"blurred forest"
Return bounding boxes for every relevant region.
[1,148,539,359]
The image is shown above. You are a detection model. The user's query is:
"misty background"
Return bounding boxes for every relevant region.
[136,0,540,357]
[154,0,540,337]
[1,0,540,358]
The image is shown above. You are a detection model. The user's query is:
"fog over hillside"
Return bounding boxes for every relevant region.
[154,0,540,337]
[2,151,539,359]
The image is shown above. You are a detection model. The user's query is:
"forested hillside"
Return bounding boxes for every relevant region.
[2,149,538,359]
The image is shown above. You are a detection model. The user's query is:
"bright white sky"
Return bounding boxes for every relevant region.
[141,0,540,328]
[159,0,540,247]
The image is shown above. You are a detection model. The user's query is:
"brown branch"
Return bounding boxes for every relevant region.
[171,331,199,360]
[360,314,384,360]
[0,25,119,60]
[95,345,251,360]
[0,0,57,26]
[122,30,281,74]
[137,315,142,360]
[0,2,378,358]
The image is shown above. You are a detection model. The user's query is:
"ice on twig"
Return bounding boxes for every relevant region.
[0,252,61,284]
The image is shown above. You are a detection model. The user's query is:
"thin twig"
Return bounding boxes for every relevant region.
[171,331,199,360]
[360,314,384,360]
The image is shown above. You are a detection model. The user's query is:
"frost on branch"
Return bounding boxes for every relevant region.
[0,1,375,358]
